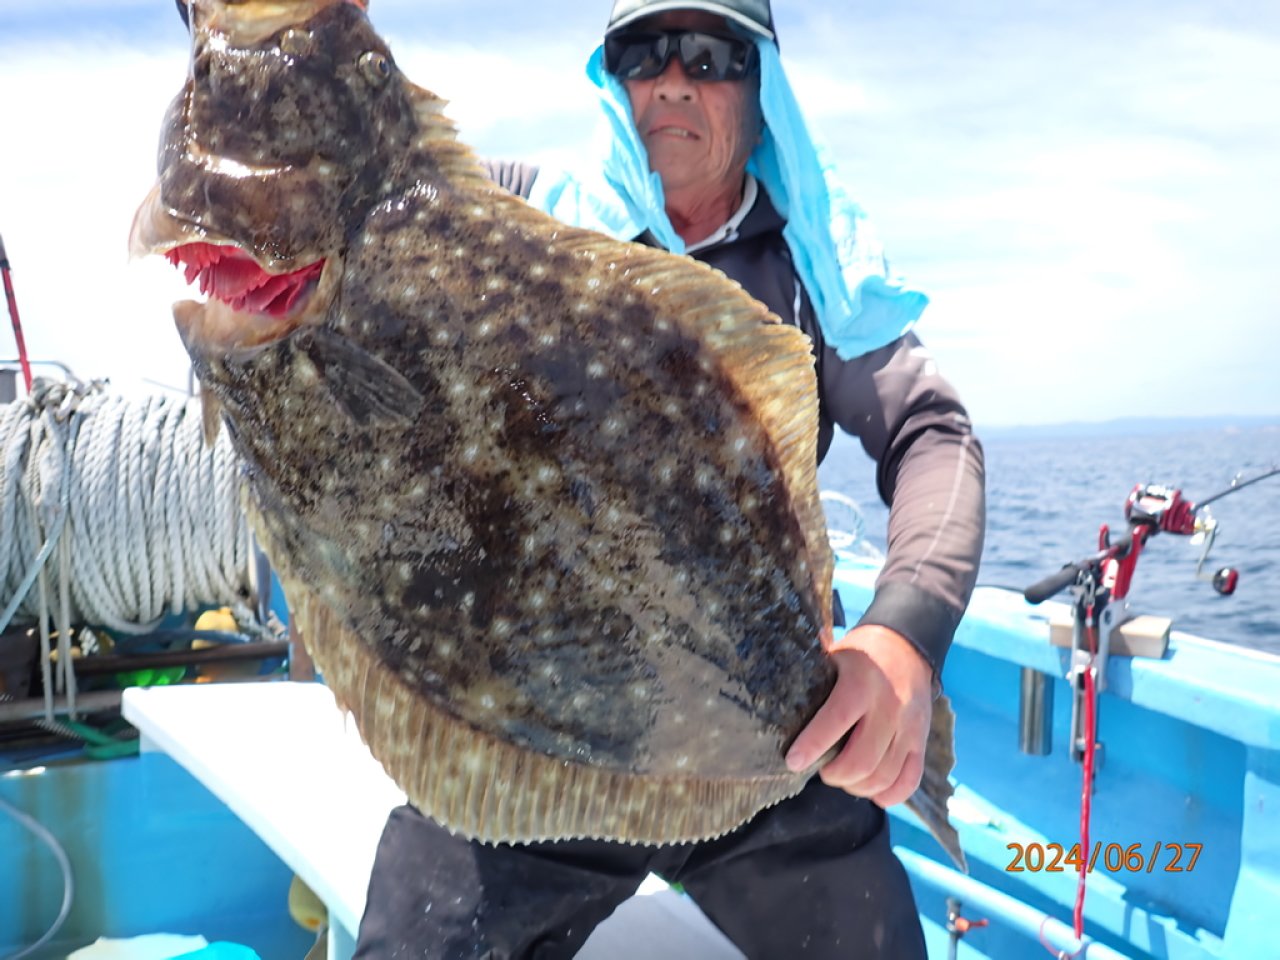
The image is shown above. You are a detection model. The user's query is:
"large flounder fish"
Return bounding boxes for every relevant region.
[133,0,964,866]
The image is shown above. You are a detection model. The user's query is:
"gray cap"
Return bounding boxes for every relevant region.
[606,0,775,41]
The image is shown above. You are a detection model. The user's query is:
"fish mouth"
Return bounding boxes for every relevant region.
[166,242,324,320]
[131,183,335,355]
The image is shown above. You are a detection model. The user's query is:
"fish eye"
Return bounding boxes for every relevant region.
[280,28,314,58]
[359,51,392,86]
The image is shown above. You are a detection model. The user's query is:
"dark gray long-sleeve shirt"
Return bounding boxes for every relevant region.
[481,160,986,682]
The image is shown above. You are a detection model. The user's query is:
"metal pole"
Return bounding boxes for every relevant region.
[1019,667,1054,756]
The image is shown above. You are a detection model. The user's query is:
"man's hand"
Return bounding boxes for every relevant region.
[784,624,934,807]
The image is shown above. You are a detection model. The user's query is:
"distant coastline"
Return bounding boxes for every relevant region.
[978,414,1280,441]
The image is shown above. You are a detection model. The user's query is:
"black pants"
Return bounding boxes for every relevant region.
[352,779,927,960]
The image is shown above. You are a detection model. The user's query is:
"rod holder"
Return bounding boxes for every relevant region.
[1018,666,1053,756]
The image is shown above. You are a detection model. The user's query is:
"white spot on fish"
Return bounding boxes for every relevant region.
[529,264,546,279]
[529,591,546,610]
[492,618,513,638]
[462,444,479,463]
[486,277,505,292]
[600,576,617,593]
[479,693,495,710]
[695,467,714,489]
[733,436,747,452]
[719,527,735,544]
[586,361,606,378]
[539,333,556,347]
[676,755,689,769]
[587,277,600,290]
[537,465,558,484]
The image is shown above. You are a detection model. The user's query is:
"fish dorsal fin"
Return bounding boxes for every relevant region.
[505,219,835,634]
[403,82,493,188]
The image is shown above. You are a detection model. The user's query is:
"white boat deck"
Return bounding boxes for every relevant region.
[121,681,744,959]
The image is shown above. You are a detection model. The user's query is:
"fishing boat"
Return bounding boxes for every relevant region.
[2,259,1278,957]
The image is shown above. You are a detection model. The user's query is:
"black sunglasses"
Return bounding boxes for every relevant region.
[604,29,758,83]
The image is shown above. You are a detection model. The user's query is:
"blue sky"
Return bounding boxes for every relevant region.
[1,0,1277,426]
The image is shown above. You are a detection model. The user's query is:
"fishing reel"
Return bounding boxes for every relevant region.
[1124,483,1238,595]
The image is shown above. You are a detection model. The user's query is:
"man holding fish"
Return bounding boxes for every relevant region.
[355,2,985,957]
[155,0,985,956]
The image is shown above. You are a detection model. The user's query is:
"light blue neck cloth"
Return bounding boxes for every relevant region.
[526,40,929,361]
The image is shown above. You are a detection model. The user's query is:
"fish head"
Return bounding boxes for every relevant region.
[131,0,423,362]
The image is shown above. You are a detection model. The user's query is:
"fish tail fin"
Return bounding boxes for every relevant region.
[904,693,967,872]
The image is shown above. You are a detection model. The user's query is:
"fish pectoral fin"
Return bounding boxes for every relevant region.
[301,328,424,426]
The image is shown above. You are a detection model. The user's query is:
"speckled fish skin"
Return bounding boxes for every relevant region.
[133,0,963,865]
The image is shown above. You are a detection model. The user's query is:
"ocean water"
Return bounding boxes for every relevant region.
[818,420,1280,655]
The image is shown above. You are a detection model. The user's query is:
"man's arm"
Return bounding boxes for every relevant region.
[787,332,985,805]
[821,332,986,681]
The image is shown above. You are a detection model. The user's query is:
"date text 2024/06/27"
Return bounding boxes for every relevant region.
[1006,842,1203,874]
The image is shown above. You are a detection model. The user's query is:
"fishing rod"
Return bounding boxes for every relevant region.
[1020,463,1280,944]
[1023,464,1280,605]
[1194,464,1280,510]
[0,232,34,394]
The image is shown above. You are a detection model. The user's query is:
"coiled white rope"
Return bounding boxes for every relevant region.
[0,379,253,717]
